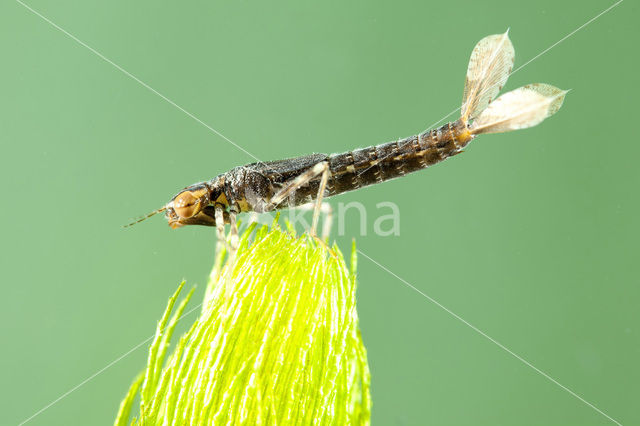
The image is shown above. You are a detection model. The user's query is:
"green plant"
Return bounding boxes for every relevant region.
[115,222,371,424]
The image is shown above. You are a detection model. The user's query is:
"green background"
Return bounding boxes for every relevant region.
[1,0,637,424]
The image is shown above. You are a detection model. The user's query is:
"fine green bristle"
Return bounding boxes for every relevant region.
[115,223,371,425]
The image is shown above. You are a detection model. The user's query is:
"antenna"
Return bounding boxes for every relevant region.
[123,206,167,228]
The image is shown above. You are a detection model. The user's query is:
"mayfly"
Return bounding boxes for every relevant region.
[128,31,567,253]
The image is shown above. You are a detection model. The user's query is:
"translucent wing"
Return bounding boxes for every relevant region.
[461,31,515,124]
[470,83,568,134]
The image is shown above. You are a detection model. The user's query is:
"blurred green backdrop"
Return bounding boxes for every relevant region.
[1,0,637,424]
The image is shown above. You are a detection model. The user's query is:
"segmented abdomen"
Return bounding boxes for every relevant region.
[326,122,465,197]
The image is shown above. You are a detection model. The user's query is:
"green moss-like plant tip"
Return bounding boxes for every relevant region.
[115,223,371,425]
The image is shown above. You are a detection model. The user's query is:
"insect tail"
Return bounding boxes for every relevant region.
[469,84,568,135]
[460,30,515,125]
[458,31,568,135]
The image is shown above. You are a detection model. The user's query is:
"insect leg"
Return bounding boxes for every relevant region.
[270,161,330,237]
[270,161,330,206]
[228,205,240,255]
[311,163,330,237]
[219,203,240,302]
[214,204,228,255]
[296,201,333,240]
[248,211,260,224]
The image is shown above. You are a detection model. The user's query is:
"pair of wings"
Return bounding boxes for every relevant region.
[460,31,567,134]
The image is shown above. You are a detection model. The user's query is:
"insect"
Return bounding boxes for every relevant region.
[129,31,566,255]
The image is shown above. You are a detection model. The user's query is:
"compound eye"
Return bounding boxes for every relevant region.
[173,191,198,218]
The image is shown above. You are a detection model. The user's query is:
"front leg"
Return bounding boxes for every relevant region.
[214,204,228,256]
[221,201,240,301]
[228,202,240,255]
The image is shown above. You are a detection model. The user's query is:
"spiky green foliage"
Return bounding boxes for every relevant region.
[115,223,371,425]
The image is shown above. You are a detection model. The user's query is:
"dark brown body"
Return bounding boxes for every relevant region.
[165,120,473,227]
[158,32,566,230]
[325,120,472,201]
